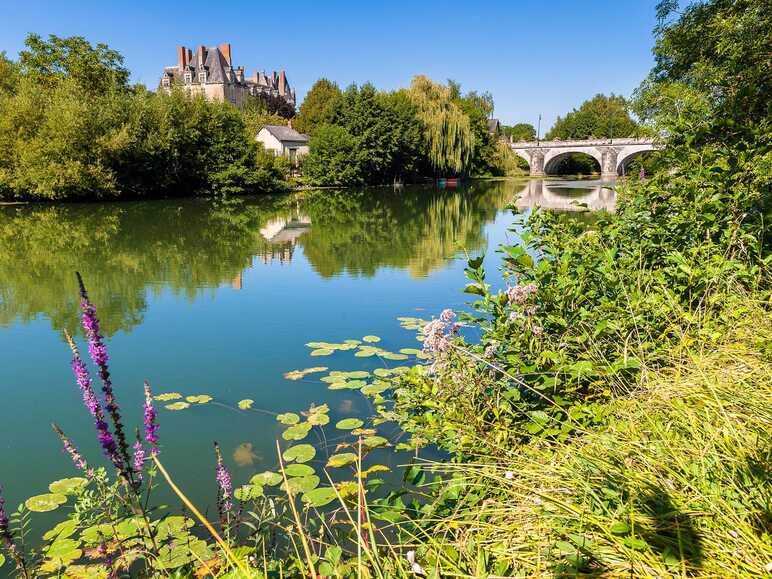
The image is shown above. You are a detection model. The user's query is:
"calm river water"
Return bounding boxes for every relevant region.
[0,178,614,529]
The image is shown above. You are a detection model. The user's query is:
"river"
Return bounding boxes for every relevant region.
[0,177,615,529]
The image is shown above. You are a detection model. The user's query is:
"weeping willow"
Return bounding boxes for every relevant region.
[408,76,474,176]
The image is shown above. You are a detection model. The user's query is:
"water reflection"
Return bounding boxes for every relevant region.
[514,178,617,212]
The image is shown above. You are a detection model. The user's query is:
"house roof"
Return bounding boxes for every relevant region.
[487,118,500,134]
[260,125,309,143]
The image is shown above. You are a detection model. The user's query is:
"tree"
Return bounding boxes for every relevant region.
[0,52,19,95]
[500,123,536,142]
[546,94,639,140]
[294,78,342,135]
[408,76,473,176]
[18,33,129,94]
[302,124,363,186]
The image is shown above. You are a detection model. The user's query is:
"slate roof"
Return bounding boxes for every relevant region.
[487,118,501,134]
[188,47,231,84]
[261,125,309,143]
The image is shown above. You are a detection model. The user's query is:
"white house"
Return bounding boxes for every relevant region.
[256,125,310,163]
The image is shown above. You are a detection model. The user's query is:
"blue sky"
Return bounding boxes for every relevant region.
[1,0,660,130]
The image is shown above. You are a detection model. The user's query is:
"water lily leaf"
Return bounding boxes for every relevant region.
[251,471,282,486]
[26,493,67,512]
[302,487,338,507]
[185,395,212,404]
[43,520,78,541]
[284,464,315,477]
[165,401,190,410]
[320,375,340,383]
[344,339,361,345]
[363,436,389,449]
[281,475,320,494]
[308,412,330,425]
[46,538,81,559]
[373,368,393,377]
[345,371,370,379]
[308,403,329,414]
[306,342,332,348]
[238,399,254,410]
[352,428,377,436]
[354,350,375,357]
[283,444,316,463]
[283,370,305,380]
[155,516,194,540]
[282,422,312,441]
[276,412,300,425]
[336,418,364,430]
[310,348,334,357]
[154,392,181,401]
[49,477,88,495]
[328,381,355,390]
[327,453,358,468]
[361,383,388,396]
[303,366,328,374]
[383,353,408,361]
[234,484,264,501]
[399,348,421,355]
[362,335,381,343]
[80,523,115,545]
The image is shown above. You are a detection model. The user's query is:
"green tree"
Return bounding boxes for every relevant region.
[546,94,639,140]
[302,124,363,186]
[18,33,129,93]
[293,78,342,135]
[500,123,536,141]
[0,52,19,95]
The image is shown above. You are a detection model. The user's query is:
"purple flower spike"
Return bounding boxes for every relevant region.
[214,442,233,517]
[52,423,89,474]
[76,272,132,473]
[64,330,124,474]
[133,439,146,482]
[143,381,160,455]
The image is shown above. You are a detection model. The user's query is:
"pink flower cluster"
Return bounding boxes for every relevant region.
[506,283,538,305]
[422,309,460,354]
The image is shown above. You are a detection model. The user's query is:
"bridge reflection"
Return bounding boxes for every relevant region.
[514,178,617,212]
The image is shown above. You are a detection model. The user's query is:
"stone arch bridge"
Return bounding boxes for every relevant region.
[510,138,660,178]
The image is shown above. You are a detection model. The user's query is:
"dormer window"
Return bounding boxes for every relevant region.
[198,71,207,84]
[161,77,170,88]
[183,72,192,84]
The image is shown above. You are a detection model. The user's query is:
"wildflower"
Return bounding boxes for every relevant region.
[76,272,132,472]
[143,381,160,455]
[65,331,124,474]
[133,439,146,482]
[532,324,543,337]
[484,341,498,357]
[505,282,538,306]
[214,442,233,516]
[52,423,89,474]
[406,550,426,576]
[504,471,514,480]
[422,309,459,355]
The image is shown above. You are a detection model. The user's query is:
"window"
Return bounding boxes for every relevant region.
[183,72,192,84]
[198,72,207,84]
[161,77,170,88]
[288,148,297,163]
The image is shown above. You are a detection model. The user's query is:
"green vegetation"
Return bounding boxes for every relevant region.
[0,1,770,577]
[0,34,287,200]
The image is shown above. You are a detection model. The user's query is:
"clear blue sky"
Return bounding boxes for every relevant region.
[1,0,661,131]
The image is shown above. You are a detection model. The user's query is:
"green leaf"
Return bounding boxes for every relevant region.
[238,399,254,410]
[308,412,330,425]
[0,553,5,568]
[302,487,338,507]
[327,453,358,468]
[26,493,67,512]
[464,283,485,296]
[43,520,78,541]
[165,401,190,411]
[310,348,334,357]
[336,418,364,430]
[345,371,370,379]
[281,475,320,494]
[399,348,421,355]
[363,436,389,448]
[282,422,312,441]
[610,521,630,535]
[284,464,315,477]
[49,477,88,495]
[154,392,182,401]
[234,484,264,501]
[251,471,282,486]
[45,538,82,560]
[361,382,388,396]
[362,335,381,343]
[623,537,648,551]
[383,353,408,360]
[283,444,316,463]
[276,412,300,425]
[185,394,212,404]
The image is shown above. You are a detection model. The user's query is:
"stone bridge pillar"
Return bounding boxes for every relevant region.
[599,146,623,178]
[526,148,546,177]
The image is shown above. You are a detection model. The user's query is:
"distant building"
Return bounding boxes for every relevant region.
[257,125,310,163]
[160,43,296,109]
[486,118,501,135]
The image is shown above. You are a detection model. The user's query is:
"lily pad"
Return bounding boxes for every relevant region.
[49,477,88,495]
[302,487,338,507]
[276,412,300,425]
[283,444,316,463]
[308,412,330,425]
[362,335,381,343]
[336,418,364,430]
[354,350,375,358]
[373,368,393,377]
[165,401,190,411]
[251,471,282,486]
[310,348,334,357]
[186,395,212,404]
[234,484,264,501]
[283,370,305,380]
[363,436,389,448]
[399,348,422,355]
[344,339,361,345]
[238,399,254,410]
[383,353,409,361]
[46,538,82,562]
[26,493,67,512]
[284,464,315,477]
[281,475,320,494]
[361,382,388,396]
[328,381,355,390]
[346,371,370,379]
[282,422,312,441]
[43,520,78,541]
[154,392,182,401]
[326,453,358,468]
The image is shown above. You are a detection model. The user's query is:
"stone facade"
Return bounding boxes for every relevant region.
[160,43,296,109]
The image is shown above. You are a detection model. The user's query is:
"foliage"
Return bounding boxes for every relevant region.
[293,78,342,135]
[501,122,536,141]
[546,93,640,140]
[301,124,363,186]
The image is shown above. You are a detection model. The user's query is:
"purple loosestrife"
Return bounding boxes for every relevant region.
[65,331,124,475]
[143,381,160,455]
[214,442,233,521]
[52,423,90,475]
[76,272,132,474]
[133,439,146,482]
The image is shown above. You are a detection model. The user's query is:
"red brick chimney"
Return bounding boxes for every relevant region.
[177,46,188,71]
[197,45,207,68]
[278,70,287,95]
[186,48,192,66]
[219,43,232,66]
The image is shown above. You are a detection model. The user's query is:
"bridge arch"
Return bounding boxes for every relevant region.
[543,149,602,175]
[616,146,658,175]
